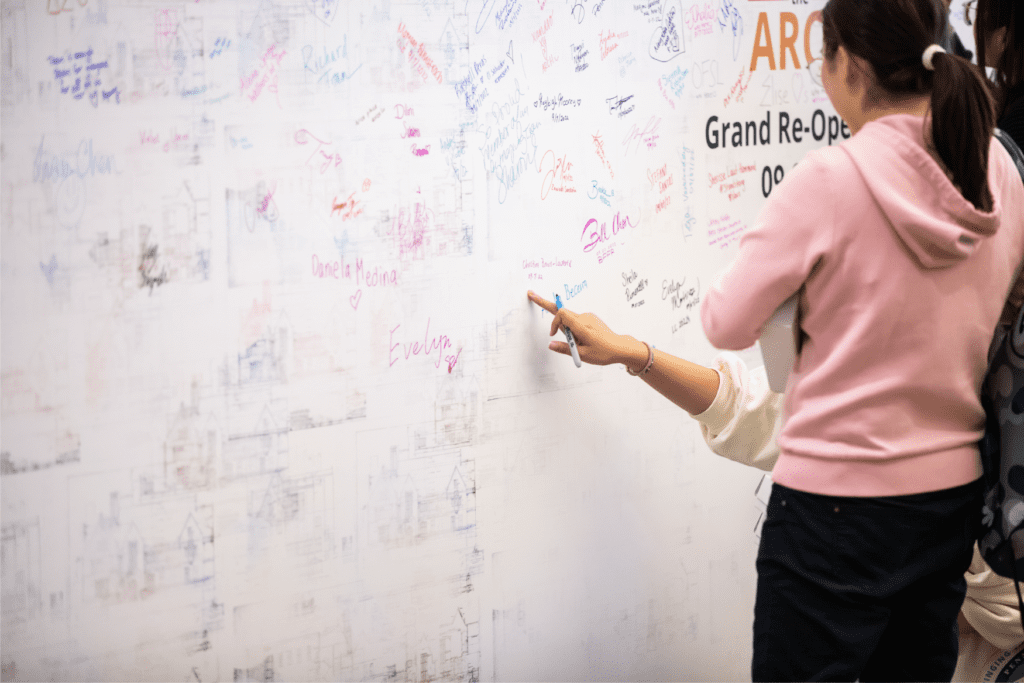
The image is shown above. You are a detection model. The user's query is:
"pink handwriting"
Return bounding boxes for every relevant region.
[295,129,342,173]
[312,254,346,279]
[401,121,421,138]
[581,211,639,253]
[257,182,277,215]
[389,318,460,371]
[240,44,286,103]
[310,254,397,287]
[623,116,662,155]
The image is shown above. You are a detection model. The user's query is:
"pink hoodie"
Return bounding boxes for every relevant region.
[701,114,1024,497]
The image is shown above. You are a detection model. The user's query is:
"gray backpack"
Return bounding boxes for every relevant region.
[977,128,1024,627]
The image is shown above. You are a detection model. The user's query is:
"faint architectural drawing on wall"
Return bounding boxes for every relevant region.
[160,181,212,281]
[226,183,298,286]
[1,520,42,627]
[136,180,211,293]
[1,3,29,107]
[446,466,475,533]
[434,375,480,447]
[135,9,207,99]
[440,607,480,681]
[248,472,336,569]
[306,0,339,25]
[0,427,80,476]
[165,399,219,491]
[233,655,274,682]
[76,493,150,605]
[179,512,213,584]
[223,401,289,480]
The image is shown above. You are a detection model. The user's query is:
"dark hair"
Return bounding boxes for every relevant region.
[975,0,1023,119]
[823,0,996,211]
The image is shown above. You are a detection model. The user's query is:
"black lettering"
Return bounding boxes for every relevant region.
[706,115,720,149]
[792,117,803,143]
[722,122,731,147]
[731,124,742,147]
[745,120,757,146]
[759,110,771,145]
[811,109,825,141]
[841,120,850,139]
[779,111,791,143]
[828,115,840,145]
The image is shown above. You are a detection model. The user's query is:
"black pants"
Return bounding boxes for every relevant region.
[753,480,982,682]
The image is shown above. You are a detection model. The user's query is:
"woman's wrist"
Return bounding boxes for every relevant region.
[619,336,650,374]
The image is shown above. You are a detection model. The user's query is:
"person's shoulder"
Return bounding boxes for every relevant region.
[789,143,857,188]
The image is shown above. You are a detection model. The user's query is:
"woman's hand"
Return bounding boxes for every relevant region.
[527,291,646,369]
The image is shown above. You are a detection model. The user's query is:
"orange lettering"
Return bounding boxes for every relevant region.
[750,13,776,71]
[780,13,800,69]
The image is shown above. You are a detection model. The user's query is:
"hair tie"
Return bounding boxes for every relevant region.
[922,44,946,71]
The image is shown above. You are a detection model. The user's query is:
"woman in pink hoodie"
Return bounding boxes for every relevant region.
[529,0,1024,679]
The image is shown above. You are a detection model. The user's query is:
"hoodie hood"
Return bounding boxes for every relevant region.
[842,114,1002,269]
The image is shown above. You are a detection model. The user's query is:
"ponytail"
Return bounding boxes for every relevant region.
[929,47,997,212]
[822,0,997,212]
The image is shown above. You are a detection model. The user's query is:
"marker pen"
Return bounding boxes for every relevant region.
[554,294,583,368]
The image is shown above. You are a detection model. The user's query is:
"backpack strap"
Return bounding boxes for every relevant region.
[995,128,1024,182]
[995,129,1024,322]
[992,128,1024,639]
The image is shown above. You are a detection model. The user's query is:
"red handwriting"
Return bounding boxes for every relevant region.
[649,164,674,214]
[295,129,342,173]
[581,211,639,253]
[538,150,576,199]
[48,0,89,15]
[397,23,443,84]
[592,132,615,179]
[723,67,753,108]
[362,178,372,192]
[394,104,415,118]
[599,30,628,60]
[331,192,363,220]
[389,318,460,371]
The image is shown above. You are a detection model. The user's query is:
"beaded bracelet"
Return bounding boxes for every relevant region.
[626,341,654,376]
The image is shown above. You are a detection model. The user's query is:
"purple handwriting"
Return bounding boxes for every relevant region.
[47,47,119,105]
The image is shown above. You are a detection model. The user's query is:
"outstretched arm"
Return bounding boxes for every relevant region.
[527,291,720,415]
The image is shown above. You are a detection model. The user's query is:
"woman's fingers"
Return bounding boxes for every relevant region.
[548,340,571,355]
[527,290,558,315]
[549,311,564,337]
